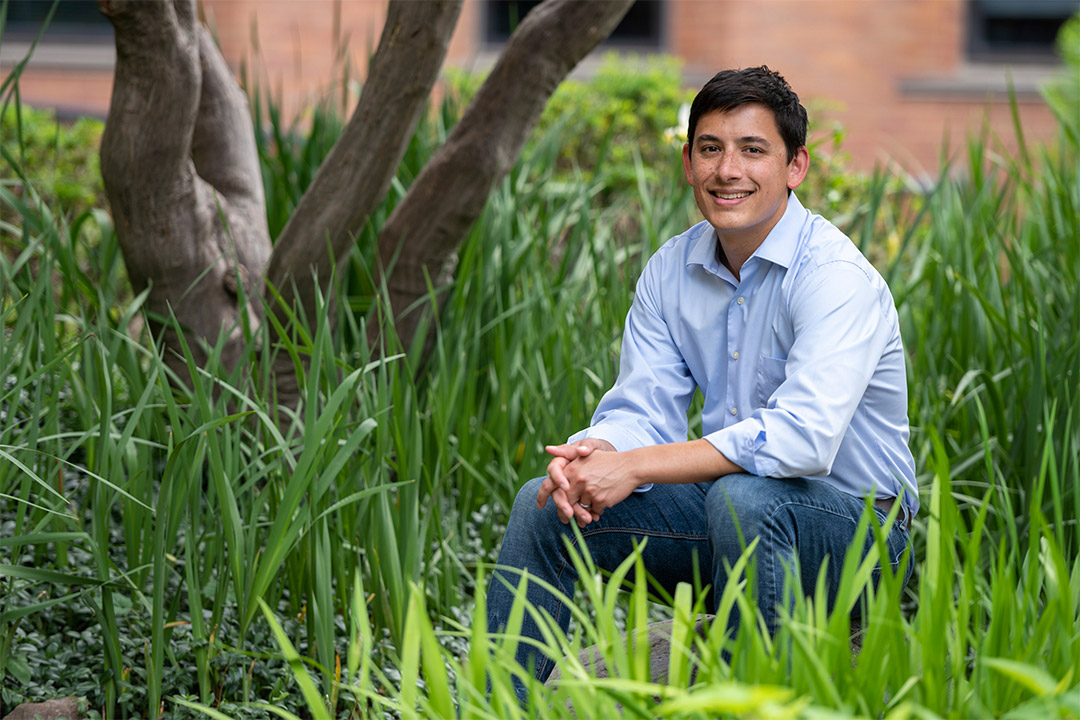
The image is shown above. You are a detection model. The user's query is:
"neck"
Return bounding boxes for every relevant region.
[714,236,752,281]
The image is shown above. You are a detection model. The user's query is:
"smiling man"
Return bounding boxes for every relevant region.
[486,66,918,696]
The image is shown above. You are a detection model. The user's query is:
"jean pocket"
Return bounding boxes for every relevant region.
[870,507,911,585]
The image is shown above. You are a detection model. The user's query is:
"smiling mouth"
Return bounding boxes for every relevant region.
[710,191,752,200]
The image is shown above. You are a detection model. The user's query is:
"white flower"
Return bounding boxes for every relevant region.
[664,102,691,145]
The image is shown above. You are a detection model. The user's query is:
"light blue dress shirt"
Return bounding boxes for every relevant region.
[569,193,919,519]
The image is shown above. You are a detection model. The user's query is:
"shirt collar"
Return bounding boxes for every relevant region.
[686,191,809,274]
[686,221,719,271]
[750,191,807,270]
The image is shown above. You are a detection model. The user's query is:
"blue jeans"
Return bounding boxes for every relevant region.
[486,473,912,688]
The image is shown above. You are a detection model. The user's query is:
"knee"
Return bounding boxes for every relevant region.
[705,474,790,547]
[509,476,549,519]
[505,477,564,544]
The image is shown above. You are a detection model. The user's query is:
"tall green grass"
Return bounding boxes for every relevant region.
[3,43,1079,720]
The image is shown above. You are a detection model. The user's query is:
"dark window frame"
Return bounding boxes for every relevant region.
[967,0,1074,64]
[482,0,664,51]
[3,0,112,42]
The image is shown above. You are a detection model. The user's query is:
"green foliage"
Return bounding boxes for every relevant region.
[537,53,695,193]
[0,104,105,221]
[1041,11,1080,142]
[447,53,695,197]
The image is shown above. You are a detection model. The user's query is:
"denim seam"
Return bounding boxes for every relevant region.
[538,531,581,682]
[761,499,861,627]
[870,505,909,568]
[581,527,709,541]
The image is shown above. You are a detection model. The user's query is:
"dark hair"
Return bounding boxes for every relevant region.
[687,66,807,163]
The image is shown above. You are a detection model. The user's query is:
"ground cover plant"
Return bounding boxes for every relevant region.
[2,27,1079,720]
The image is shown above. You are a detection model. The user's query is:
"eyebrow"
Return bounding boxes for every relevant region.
[695,134,772,147]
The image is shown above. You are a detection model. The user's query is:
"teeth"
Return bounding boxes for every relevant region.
[715,192,750,199]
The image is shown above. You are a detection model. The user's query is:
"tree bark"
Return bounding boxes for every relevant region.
[266,0,463,402]
[370,0,635,356]
[98,0,270,386]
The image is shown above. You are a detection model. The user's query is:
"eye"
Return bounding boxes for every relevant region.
[745,146,764,154]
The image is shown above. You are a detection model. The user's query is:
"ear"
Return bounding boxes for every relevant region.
[787,145,810,190]
[682,143,693,185]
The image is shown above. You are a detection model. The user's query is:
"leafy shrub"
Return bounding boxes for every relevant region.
[537,53,695,192]
[0,104,105,221]
[446,53,695,196]
[1042,11,1079,139]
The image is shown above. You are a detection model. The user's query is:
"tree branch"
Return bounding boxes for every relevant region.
[98,0,200,199]
[371,0,634,355]
[266,0,463,327]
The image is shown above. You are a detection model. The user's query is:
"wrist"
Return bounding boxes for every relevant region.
[624,446,650,488]
[588,438,616,453]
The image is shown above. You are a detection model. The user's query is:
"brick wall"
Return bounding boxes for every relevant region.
[667,0,1059,173]
[204,0,387,118]
[0,0,1065,174]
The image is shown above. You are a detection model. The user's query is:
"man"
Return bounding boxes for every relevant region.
[486,66,918,692]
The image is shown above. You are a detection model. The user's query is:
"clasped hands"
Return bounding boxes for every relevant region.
[536,438,640,528]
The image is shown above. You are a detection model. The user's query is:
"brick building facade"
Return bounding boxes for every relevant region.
[0,0,1072,174]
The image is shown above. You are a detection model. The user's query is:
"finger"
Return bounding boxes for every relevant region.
[536,476,557,509]
[551,488,575,524]
[576,504,600,527]
[545,444,580,461]
[574,500,593,525]
[546,458,571,492]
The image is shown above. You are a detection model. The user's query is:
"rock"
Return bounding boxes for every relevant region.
[1,698,86,720]
[546,615,714,687]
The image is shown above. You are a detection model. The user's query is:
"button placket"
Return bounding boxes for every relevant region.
[725,288,747,425]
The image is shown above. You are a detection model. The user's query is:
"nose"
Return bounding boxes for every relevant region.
[715,150,742,180]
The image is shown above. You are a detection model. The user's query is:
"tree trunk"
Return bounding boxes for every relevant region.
[265,0,463,404]
[370,0,635,356]
[98,0,271,388]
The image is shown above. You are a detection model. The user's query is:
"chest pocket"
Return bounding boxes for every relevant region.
[754,355,787,409]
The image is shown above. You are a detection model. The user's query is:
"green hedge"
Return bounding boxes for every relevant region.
[0,104,104,220]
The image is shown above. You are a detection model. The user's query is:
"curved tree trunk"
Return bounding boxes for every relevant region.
[370,0,635,356]
[265,0,463,405]
[98,0,270,387]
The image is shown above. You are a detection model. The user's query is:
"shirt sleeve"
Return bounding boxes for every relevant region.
[706,261,893,478]
[569,254,697,454]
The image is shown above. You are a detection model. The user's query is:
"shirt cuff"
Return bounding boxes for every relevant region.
[567,425,644,453]
[705,422,777,478]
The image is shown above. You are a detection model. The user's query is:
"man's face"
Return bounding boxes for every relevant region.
[682,104,809,254]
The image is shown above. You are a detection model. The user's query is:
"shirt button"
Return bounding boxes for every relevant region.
[737,296,745,305]
[730,406,738,415]
[732,351,740,360]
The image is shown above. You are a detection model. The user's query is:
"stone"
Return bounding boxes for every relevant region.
[546,615,714,688]
[1,698,86,720]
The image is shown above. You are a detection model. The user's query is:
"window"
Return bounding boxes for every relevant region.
[968,0,1075,63]
[485,0,663,49]
[5,0,111,41]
